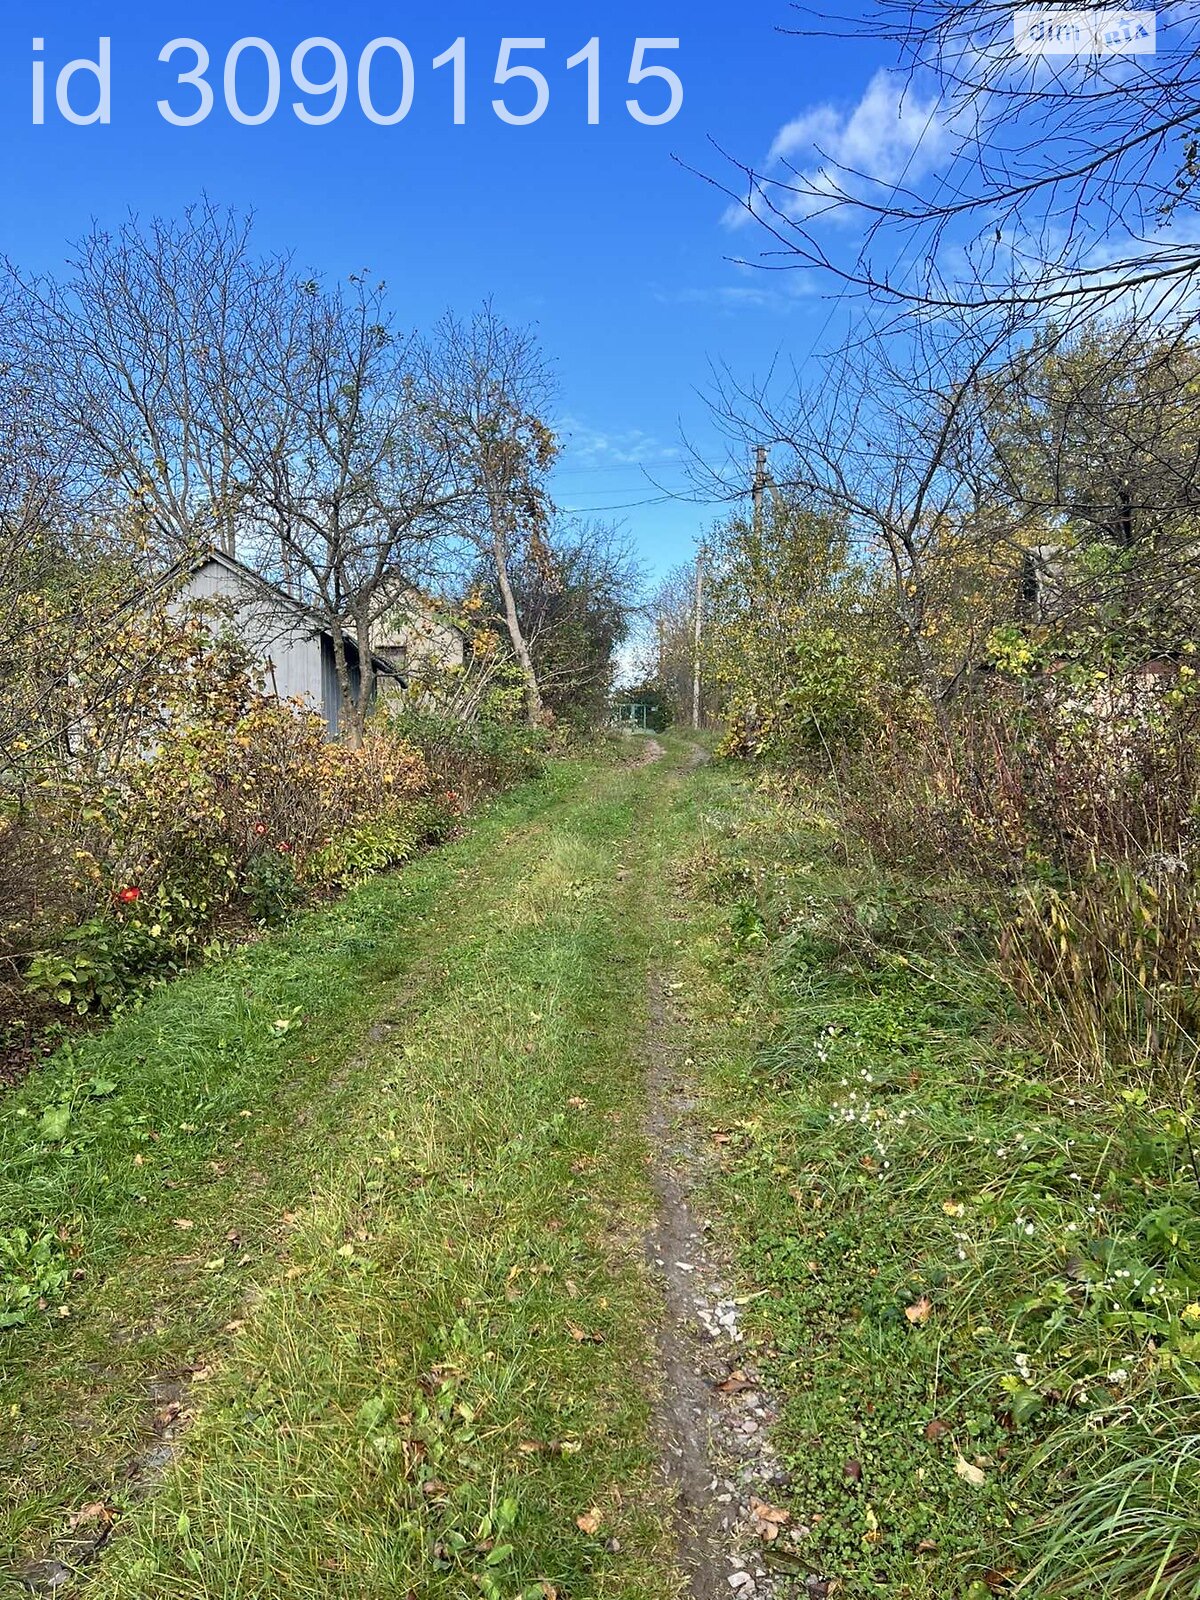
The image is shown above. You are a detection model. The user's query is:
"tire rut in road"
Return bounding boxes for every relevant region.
[644,977,787,1600]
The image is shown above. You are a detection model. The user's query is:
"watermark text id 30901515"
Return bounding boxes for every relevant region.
[31,35,683,128]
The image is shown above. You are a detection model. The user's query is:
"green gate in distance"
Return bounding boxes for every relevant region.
[612,701,651,730]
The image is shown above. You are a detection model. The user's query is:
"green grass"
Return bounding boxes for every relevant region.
[15,738,1192,1600]
[672,766,1200,1599]
[0,743,703,1599]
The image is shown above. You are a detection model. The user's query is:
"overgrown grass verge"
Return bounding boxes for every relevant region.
[675,765,1200,1599]
[1,746,693,1598]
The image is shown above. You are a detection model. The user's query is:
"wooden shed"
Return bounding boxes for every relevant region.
[167,549,397,738]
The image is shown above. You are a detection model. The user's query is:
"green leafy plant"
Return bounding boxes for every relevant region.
[311,802,451,890]
[24,917,176,1015]
[242,851,303,925]
[0,1228,69,1329]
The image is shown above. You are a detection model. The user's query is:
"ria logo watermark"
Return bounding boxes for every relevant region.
[1013,8,1156,53]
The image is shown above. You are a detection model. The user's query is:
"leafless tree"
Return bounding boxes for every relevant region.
[425,306,558,725]
[8,206,474,746]
[9,201,288,559]
[5,208,575,745]
[700,311,1031,703]
[716,1,1200,325]
[233,274,463,746]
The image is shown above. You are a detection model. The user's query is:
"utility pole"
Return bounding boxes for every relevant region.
[692,546,704,731]
[752,444,768,532]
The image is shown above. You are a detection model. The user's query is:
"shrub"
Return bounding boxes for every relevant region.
[311,799,454,890]
[242,850,303,925]
[10,612,541,1033]
[376,705,545,806]
[5,601,544,1036]
[24,916,181,1016]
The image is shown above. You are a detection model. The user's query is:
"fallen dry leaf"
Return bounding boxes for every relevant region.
[924,1418,951,1443]
[917,1538,938,1554]
[749,1497,790,1542]
[905,1295,933,1325]
[983,1568,1017,1591]
[955,1455,987,1487]
[172,1219,195,1231]
[716,1370,753,1395]
[567,1322,605,1345]
[68,1503,114,1531]
[576,1508,603,1535]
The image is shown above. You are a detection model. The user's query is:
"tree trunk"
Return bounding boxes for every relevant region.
[493,530,543,725]
[328,620,364,749]
[354,607,376,747]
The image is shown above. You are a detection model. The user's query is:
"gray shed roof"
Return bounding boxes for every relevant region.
[160,547,401,678]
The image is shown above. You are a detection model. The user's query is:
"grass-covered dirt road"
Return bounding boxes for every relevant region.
[2,737,720,1600]
[6,738,1176,1600]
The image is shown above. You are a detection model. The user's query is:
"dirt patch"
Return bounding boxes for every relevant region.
[8,1368,198,1593]
[625,735,666,766]
[644,978,803,1600]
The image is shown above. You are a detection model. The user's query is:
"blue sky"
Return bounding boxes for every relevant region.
[0,2,901,580]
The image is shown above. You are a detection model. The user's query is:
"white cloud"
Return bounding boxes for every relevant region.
[559,420,680,468]
[656,278,817,312]
[724,69,953,231]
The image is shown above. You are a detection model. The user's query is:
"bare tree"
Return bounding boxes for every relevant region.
[8,206,469,746]
[0,356,204,776]
[426,306,558,725]
[700,312,1030,705]
[716,2,1200,324]
[10,201,288,559]
[235,274,463,745]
